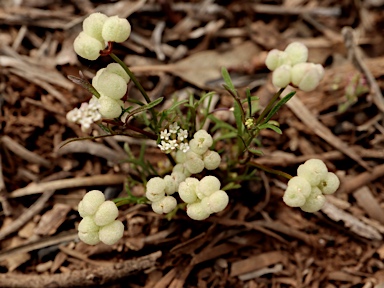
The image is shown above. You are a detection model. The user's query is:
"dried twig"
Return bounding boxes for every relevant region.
[0,251,162,287]
[1,135,51,168]
[342,26,384,112]
[0,190,55,241]
[10,174,126,198]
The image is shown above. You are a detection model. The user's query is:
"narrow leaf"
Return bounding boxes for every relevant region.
[263,91,295,124]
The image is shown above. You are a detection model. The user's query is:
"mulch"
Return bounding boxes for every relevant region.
[1,0,384,287]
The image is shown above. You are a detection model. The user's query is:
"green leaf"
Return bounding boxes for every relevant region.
[168,99,189,111]
[233,101,244,136]
[248,148,263,156]
[221,182,242,191]
[263,91,295,124]
[68,75,100,98]
[258,123,282,134]
[208,115,237,132]
[221,67,236,93]
[125,97,164,122]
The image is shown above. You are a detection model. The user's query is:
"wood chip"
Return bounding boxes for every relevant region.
[34,203,71,236]
[321,202,382,240]
[230,251,285,277]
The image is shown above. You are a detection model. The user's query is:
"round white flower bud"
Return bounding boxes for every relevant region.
[284,42,308,65]
[83,12,108,42]
[196,176,221,199]
[94,70,127,100]
[98,220,124,245]
[92,68,106,90]
[187,202,210,220]
[203,150,221,170]
[287,176,311,198]
[297,159,328,186]
[283,185,307,207]
[202,190,229,213]
[78,230,100,245]
[94,200,119,226]
[106,63,130,83]
[78,216,99,233]
[98,95,122,119]
[190,130,213,155]
[171,171,188,186]
[272,64,291,88]
[74,31,104,60]
[178,177,199,203]
[79,190,105,216]
[291,63,324,92]
[102,16,131,43]
[151,196,177,214]
[265,49,291,71]
[146,177,166,202]
[175,149,188,164]
[164,175,177,195]
[300,187,326,213]
[318,172,340,195]
[184,158,205,174]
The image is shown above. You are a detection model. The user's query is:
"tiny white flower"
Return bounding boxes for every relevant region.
[177,129,188,141]
[160,129,170,140]
[179,142,190,153]
[169,122,180,134]
[168,139,179,150]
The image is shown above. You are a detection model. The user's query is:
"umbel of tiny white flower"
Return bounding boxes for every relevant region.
[157,122,190,154]
[77,190,124,245]
[66,97,101,132]
[283,159,340,213]
[74,12,131,61]
[265,42,324,92]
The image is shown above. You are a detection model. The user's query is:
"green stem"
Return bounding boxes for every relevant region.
[109,53,158,131]
[109,53,151,104]
[248,160,293,180]
[255,88,284,126]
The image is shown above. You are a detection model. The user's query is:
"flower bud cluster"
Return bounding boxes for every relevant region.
[265,42,324,92]
[91,63,130,119]
[283,159,340,213]
[77,190,124,245]
[66,97,101,132]
[148,127,225,219]
[180,176,229,220]
[74,12,131,60]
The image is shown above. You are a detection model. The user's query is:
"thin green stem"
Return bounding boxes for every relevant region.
[255,88,284,125]
[248,160,293,180]
[109,53,158,131]
[109,53,151,104]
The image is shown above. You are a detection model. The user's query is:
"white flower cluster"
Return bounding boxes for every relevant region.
[158,122,190,153]
[265,42,324,92]
[148,129,226,219]
[66,97,102,132]
[74,12,131,61]
[283,159,340,213]
[91,63,130,119]
[78,190,124,245]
